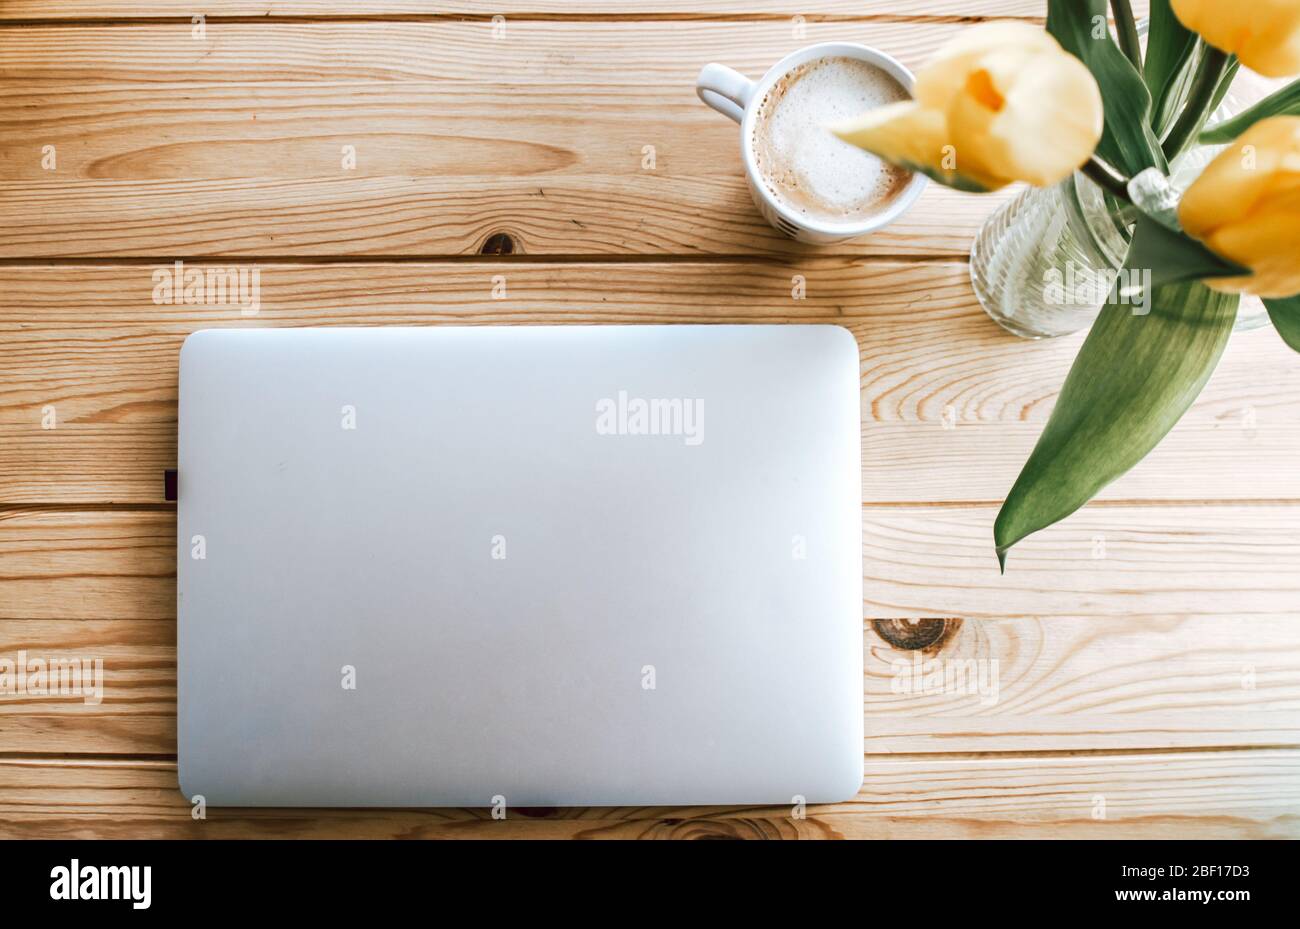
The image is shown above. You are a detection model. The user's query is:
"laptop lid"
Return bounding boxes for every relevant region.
[177,325,862,806]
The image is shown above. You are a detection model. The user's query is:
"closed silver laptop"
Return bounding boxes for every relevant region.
[177,325,863,806]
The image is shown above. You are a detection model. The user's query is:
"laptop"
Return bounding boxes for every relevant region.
[177,325,863,806]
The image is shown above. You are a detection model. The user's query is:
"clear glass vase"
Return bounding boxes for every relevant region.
[970,172,1128,339]
[968,48,1276,346]
[969,160,1271,340]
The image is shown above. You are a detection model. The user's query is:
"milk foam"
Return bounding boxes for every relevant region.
[753,56,911,224]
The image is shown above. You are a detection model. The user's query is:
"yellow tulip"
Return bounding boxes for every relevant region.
[1179,116,1300,299]
[1172,0,1300,78]
[831,22,1103,191]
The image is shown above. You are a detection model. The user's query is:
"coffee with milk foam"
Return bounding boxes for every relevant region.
[752,56,912,225]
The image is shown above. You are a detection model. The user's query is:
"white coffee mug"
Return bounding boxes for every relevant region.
[696,42,928,244]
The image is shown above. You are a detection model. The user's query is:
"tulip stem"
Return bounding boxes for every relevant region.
[1162,47,1231,162]
[1081,156,1132,203]
[1110,0,1142,72]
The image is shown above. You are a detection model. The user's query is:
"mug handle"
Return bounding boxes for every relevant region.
[695,63,756,124]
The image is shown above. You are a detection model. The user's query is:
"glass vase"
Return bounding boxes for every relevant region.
[969,171,1129,339]
[969,158,1271,339]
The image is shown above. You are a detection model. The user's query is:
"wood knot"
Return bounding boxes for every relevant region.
[512,807,560,818]
[479,231,516,255]
[872,618,960,652]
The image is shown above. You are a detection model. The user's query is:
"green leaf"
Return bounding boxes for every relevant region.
[994,281,1239,570]
[1121,213,1249,296]
[1111,0,1143,71]
[1144,0,1200,137]
[891,159,991,194]
[1200,77,1300,144]
[1264,295,1300,353]
[1208,56,1241,115]
[1048,0,1167,176]
[1160,48,1234,161]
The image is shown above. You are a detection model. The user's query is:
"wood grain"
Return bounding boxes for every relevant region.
[4,508,1300,757]
[0,620,174,755]
[866,505,1300,617]
[0,1,1072,20]
[0,21,997,84]
[866,616,1300,752]
[1,262,1295,504]
[0,20,1015,258]
[0,510,175,623]
[1,748,1291,840]
[4,611,1299,757]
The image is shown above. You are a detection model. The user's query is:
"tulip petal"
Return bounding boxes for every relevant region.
[836,18,1104,192]
[1180,116,1300,243]
[948,47,1104,188]
[1185,159,1300,297]
[1202,186,1300,297]
[1172,0,1300,77]
[830,101,1000,191]
[915,21,1059,108]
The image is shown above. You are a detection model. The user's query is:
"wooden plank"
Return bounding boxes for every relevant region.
[0,620,174,755]
[0,510,175,623]
[0,20,1012,258]
[865,505,1300,618]
[0,177,1000,259]
[0,428,176,504]
[4,509,1300,755]
[0,21,995,85]
[3,611,1298,756]
[1,262,1296,504]
[0,1,1063,20]
[864,616,1300,752]
[0,749,1292,839]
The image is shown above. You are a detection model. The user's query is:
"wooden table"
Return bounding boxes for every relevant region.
[2,0,1298,839]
